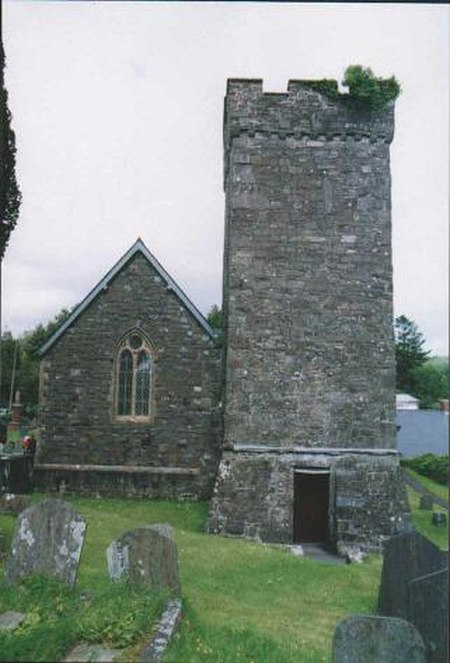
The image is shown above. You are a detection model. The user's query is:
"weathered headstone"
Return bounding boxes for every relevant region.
[408,568,448,663]
[431,511,447,527]
[332,615,426,663]
[0,493,31,515]
[0,611,26,632]
[419,494,434,510]
[106,524,180,594]
[5,498,86,587]
[378,531,447,619]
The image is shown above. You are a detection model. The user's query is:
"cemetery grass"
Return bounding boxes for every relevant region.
[405,470,449,551]
[404,467,449,504]
[0,495,383,663]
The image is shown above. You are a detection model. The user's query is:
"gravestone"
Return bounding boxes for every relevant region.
[408,568,448,663]
[419,494,433,510]
[5,498,86,587]
[431,511,447,527]
[0,493,31,515]
[106,524,180,594]
[332,615,426,663]
[378,531,447,619]
[0,611,26,632]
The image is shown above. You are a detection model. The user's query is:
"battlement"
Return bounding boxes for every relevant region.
[224,77,395,159]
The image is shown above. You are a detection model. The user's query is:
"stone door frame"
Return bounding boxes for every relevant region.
[293,467,333,545]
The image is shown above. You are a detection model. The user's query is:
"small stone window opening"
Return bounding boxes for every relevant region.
[115,332,153,420]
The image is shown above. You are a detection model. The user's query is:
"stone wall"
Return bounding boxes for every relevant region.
[222,79,396,450]
[37,251,222,499]
[207,449,412,548]
[333,454,412,550]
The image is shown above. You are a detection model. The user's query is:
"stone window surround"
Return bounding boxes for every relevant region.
[113,328,156,424]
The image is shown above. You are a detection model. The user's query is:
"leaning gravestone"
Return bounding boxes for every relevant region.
[5,498,86,587]
[332,615,426,663]
[106,524,180,594]
[408,567,448,663]
[378,531,447,619]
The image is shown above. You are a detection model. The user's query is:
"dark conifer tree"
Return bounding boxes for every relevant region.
[394,315,429,394]
[0,39,22,406]
[0,40,21,259]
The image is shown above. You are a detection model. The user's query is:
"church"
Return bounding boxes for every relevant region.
[36,78,411,551]
[37,238,222,500]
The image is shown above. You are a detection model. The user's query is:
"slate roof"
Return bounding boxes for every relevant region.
[39,238,218,356]
[396,410,449,457]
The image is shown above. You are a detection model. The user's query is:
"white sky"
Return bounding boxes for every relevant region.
[2,2,449,355]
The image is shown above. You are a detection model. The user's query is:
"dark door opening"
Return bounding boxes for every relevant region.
[293,471,330,544]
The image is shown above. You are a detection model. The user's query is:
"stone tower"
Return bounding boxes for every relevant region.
[208,79,411,550]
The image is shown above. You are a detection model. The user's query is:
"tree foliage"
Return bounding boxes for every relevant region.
[0,40,21,259]
[412,359,449,410]
[402,453,449,486]
[394,315,430,395]
[207,305,223,330]
[0,308,72,415]
[342,65,401,111]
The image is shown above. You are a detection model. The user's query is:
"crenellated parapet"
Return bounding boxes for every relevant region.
[224,78,395,188]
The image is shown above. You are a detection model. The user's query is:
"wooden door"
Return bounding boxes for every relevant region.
[293,471,330,544]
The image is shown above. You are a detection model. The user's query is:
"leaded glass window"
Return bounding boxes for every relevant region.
[117,349,133,415]
[115,332,153,419]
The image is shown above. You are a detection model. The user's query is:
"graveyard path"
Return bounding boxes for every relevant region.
[402,470,449,511]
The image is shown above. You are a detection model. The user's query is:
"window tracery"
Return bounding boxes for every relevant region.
[115,331,153,420]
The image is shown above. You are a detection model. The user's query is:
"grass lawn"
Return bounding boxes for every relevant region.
[1,495,381,663]
[404,468,448,551]
[404,467,449,503]
[0,469,447,662]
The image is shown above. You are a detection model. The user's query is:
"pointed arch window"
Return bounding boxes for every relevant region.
[115,332,154,420]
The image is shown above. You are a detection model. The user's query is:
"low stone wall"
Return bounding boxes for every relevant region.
[34,464,204,500]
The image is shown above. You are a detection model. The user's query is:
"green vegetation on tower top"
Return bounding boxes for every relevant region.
[304,65,401,111]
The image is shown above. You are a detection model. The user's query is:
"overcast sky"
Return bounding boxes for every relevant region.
[2,2,449,355]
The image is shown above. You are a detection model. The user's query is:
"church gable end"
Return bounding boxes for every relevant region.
[36,241,222,499]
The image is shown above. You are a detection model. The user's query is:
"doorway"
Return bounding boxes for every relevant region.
[293,470,330,544]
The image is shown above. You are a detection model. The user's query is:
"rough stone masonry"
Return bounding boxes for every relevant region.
[208,78,412,549]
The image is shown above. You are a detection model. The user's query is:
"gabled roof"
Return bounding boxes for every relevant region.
[39,238,218,356]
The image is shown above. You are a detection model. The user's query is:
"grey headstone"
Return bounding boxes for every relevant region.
[431,511,447,527]
[378,532,447,619]
[332,615,426,663]
[408,568,448,663]
[0,493,31,515]
[5,498,86,587]
[106,524,180,594]
[419,494,434,510]
[0,611,26,631]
